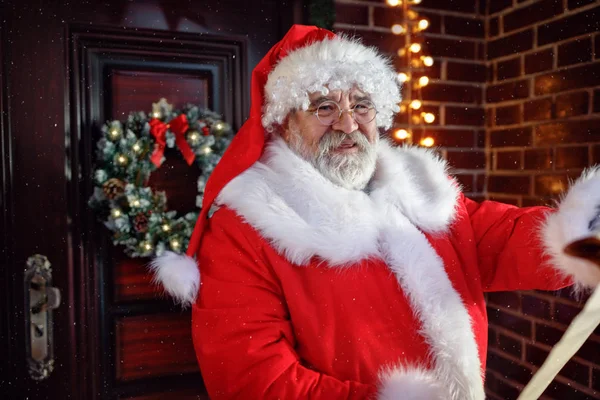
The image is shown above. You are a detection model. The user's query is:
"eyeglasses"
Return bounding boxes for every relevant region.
[309,100,377,126]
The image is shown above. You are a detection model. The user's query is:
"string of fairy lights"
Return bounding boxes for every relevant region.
[387,0,436,147]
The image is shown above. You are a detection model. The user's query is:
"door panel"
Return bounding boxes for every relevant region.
[2,1,305,398]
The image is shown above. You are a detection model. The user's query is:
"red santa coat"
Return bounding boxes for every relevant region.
[187,138,573,399]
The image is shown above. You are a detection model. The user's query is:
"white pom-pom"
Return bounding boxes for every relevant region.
[148,251,200,307]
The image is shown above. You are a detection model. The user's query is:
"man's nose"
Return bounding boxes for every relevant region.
[332,110,358,134]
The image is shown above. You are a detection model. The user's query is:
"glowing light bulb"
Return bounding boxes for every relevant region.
[203,147,212,155]
[412,0,422,4]
[132,143,141,153]
[394,129,410,140]
[422,56,434,67]
[397,72,409,82]
[418,19,429,30]
[143,242,153,251]
[410,100,422,110]
[109,129,120,138]
[386,0,401,5]
[418,76,429,87]
[420,137,435,147]
[111,209,122,218]
[410,43,422,53]
[397,48,406,57]
[170,239,181,250]
[423,112,436,123]
[162,224,171,232]
[131,199,140,207]
[152,111,161,119]
[117,155,128,165]
[391,24,405,35]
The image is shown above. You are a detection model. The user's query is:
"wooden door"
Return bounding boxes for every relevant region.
[0,1,304,399]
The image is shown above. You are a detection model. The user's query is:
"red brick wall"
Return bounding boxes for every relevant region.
[334,0,600,399]
[334,0,487,199]
[484,1,600,399]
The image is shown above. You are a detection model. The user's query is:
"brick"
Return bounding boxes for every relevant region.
[524,98,552,122]
[498,333,523,358]
[488,326,499,348]
[560,361,591,387]
[594,368,600,392]
[394,110,409,125]
[477,42,485,61]
[475,173,485,191]
[535,323,564,346]
[525,343,549,366]
[446,150,486,169]
[488,16,499,38]
[420,0,476,13]
[421,83,482,104]
[455,174,475,192]
[476,130,486,148]
[445,16,484,39]
[538,5,600,46]
[521,294,551,320]
[487,291,521,309]
[488,175,531,195]
[534,62,600,95]
[490,126,533,147]
[569,0,596,9]
[543,380,597,400]
[488,29,533,60]
[595,89,600,113]
[446,106,485,126]
[503,0,563,34]
[424,37,476,60]
[497,56,521,81]
[411,128,477,148]
[418,11,442,34]
[556,91,590,118]
[488,0,513,15]
[487,352,534,385]
[340,30,405,56]
[524,48,555,75]
[554,302,582,326]
[496,150,523,170]
[596,32,600,59]
[593,144,600,164]
[535,118,600,145]
[486,79,529,103]
[534,174,569,196]
[574,338,600,364]
[524,149,553,170]
[335,3,369,26]
[492,378,521,399]
[372,5,402,28]
[487,64,494,83]
[558,37,593,67]
[486,108,495,127]
[495,104,521,126]
[555,146,589,169]
[446,61,486,83]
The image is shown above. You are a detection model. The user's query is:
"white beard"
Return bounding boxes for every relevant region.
[288,129,378,191]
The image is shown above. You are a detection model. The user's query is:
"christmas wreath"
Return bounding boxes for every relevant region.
[89,98,233,258]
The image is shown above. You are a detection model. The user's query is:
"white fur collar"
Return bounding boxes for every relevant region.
[217,138,482,399]
[217,137,460,266]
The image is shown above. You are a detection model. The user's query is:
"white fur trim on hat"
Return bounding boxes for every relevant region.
[541,166,600,290]
[377,365,446,400]
[148,251,200,307]
[262,35,402,130]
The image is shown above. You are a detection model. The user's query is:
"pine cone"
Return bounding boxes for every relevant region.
[102,178,125,200]
[133,213,149,233]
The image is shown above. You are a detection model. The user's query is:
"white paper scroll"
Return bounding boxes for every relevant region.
[517,283,600,399]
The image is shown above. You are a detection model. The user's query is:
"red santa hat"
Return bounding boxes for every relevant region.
[150,24,402,306]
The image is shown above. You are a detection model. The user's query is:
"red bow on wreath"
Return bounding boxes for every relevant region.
[149,114,196,167]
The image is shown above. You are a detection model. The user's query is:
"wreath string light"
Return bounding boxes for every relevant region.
[89,98,233,258]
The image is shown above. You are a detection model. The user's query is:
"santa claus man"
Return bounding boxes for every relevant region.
[151,25,600,399]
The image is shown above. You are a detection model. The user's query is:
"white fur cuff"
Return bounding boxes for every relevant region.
[378,366,446,400]
[542,167,600,288]
[148,251,200,307]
